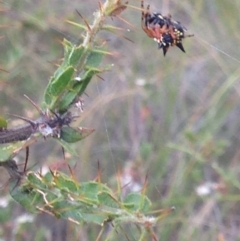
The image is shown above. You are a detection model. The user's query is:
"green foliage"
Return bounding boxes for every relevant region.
[43,37,108,113]
[57,67,102,112]
[9,170,154,227]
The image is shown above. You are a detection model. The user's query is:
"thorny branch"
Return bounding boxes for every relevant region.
[0,111,73,144]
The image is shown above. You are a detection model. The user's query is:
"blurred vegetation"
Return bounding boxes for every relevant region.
[1,0,240,240]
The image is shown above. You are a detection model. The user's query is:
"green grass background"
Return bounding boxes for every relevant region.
[1,0,240,240]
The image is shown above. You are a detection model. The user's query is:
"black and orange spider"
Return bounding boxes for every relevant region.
[141,0,193,56]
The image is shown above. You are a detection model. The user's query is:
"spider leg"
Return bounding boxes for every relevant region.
[141,0,146,30]
[141,0,155,38]
[153,24,164,41]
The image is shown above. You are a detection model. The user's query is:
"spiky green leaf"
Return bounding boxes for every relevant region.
[60,126,94,143]
[44,66,75,108]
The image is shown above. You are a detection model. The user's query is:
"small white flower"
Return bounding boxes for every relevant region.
[0,197,9,208]
[196,182,214,196]
[15,213,34,224]
[135,78,146,86]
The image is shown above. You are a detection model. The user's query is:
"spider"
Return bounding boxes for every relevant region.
[141,0,193,56]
